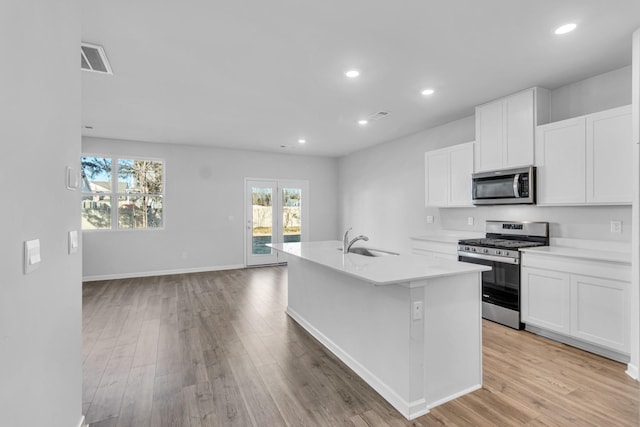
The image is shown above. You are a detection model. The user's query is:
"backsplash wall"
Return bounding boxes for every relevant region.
[432,205,632,242]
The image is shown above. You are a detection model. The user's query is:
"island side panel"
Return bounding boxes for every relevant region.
[286,255,414,413]
[422,272,483,407]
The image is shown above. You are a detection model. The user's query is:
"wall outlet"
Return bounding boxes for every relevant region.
[426,215,434,224]
[412,301,423,320]
[467,216,474,226]
[610,220,622,233]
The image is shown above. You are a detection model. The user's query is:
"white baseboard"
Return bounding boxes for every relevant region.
[286,307,429,420]
[525,324,630,364]
[627,363,639,380]
[82,264,245,282]
[428,383,482,409]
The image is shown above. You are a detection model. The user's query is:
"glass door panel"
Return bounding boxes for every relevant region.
[252,186,273,254]
[282,187,302,243]
[246,180,278,265]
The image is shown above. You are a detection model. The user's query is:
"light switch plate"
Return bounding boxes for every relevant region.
[66,166,79,190]
[467,216,474,225]
[68,230,79,254]
[426,215,434,224]
[24,239,41,274]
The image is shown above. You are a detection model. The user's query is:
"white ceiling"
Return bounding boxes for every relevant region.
[81,1,640,157]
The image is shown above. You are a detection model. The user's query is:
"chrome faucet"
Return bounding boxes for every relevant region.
[343,228,369,253]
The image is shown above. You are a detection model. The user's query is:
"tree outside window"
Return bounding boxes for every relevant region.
[81,156,164,230]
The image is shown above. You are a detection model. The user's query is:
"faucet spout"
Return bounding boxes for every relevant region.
[347,235,369,253]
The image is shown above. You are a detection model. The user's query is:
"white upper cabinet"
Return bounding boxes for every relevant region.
[586,106,633,203]
[425,149,449,207]
[425,142,474,207]
[475,100,504,172]
[475,87,549,172]
[535,116,587,204]
[536,105,632,205]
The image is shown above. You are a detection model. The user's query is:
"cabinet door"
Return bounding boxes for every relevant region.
[425,150,448,207]
[521,267,571,335]
[504,90,535,168]
[585,105,632,204]
[448,142,474,206]
[475,100,504,172]
[535,117,586,205]
[570,275,629,354]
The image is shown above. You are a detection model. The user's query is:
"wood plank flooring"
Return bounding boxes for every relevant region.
[83,266,640,426]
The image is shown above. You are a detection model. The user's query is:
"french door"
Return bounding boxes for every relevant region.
[245,179,308,266]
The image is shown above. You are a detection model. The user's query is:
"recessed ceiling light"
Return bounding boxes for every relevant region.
[345,70,360,78]
[421,88,435,96]
[554,23,577,35]
[357,119,368,126]
[298,139,306,144]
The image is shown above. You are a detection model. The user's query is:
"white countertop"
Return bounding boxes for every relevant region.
[521,245,631,264]
[411,230,485,244]
[269,240,490,286]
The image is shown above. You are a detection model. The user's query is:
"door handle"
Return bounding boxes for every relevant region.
[513,174,520,198]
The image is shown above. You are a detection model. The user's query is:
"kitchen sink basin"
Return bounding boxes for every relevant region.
[337,247,400,257]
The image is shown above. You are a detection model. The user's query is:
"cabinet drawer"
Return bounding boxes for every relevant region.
[411,240,458,256]
[521,253,630,282]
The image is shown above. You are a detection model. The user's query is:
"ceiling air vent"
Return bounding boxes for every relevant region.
[367,111,390,122]
[81,43,113,75]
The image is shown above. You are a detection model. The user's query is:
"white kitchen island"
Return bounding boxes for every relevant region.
[269,240,491,420]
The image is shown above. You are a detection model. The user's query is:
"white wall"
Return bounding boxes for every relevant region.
[339,116,475,252]
[82,137,339,279]
[0,1,83,426]
[339,66,633,253]
[550,66,632,121]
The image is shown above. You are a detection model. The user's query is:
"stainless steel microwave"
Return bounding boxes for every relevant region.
[472,166,535,205]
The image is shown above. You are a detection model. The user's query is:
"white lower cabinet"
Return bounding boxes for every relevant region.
[521,252,630,359]
[570,274,629,354]
[521,267,571,335]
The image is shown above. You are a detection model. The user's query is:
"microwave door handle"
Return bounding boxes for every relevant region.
[513,174,520,197]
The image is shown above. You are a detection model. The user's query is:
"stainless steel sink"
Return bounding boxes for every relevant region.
[337,247,400,257]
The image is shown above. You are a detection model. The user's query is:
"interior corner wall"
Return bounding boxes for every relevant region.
[629,28,640,380]
[81,137,339,280]
[338,65,634,253]
[0,1,83,426]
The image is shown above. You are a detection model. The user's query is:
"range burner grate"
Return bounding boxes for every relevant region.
[458,238,546,250]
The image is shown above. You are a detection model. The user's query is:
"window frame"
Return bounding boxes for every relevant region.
[81,153,166,232]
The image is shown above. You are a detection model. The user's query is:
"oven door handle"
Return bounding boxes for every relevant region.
[513,174,520,198]
[458,251,520,265]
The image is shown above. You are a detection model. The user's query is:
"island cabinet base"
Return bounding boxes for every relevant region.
[286,256,483,420]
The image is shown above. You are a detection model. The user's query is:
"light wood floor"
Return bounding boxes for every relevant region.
[83,266,640,426]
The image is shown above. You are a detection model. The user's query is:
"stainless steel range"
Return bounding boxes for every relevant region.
[457,220,549,329]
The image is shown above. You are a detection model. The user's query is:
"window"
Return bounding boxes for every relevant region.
[81,156,164,230]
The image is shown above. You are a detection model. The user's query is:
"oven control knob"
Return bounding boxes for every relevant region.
[471,248,476,252]
[496,250,502,255]
[482,249,488,254]
[464,246,470,251]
